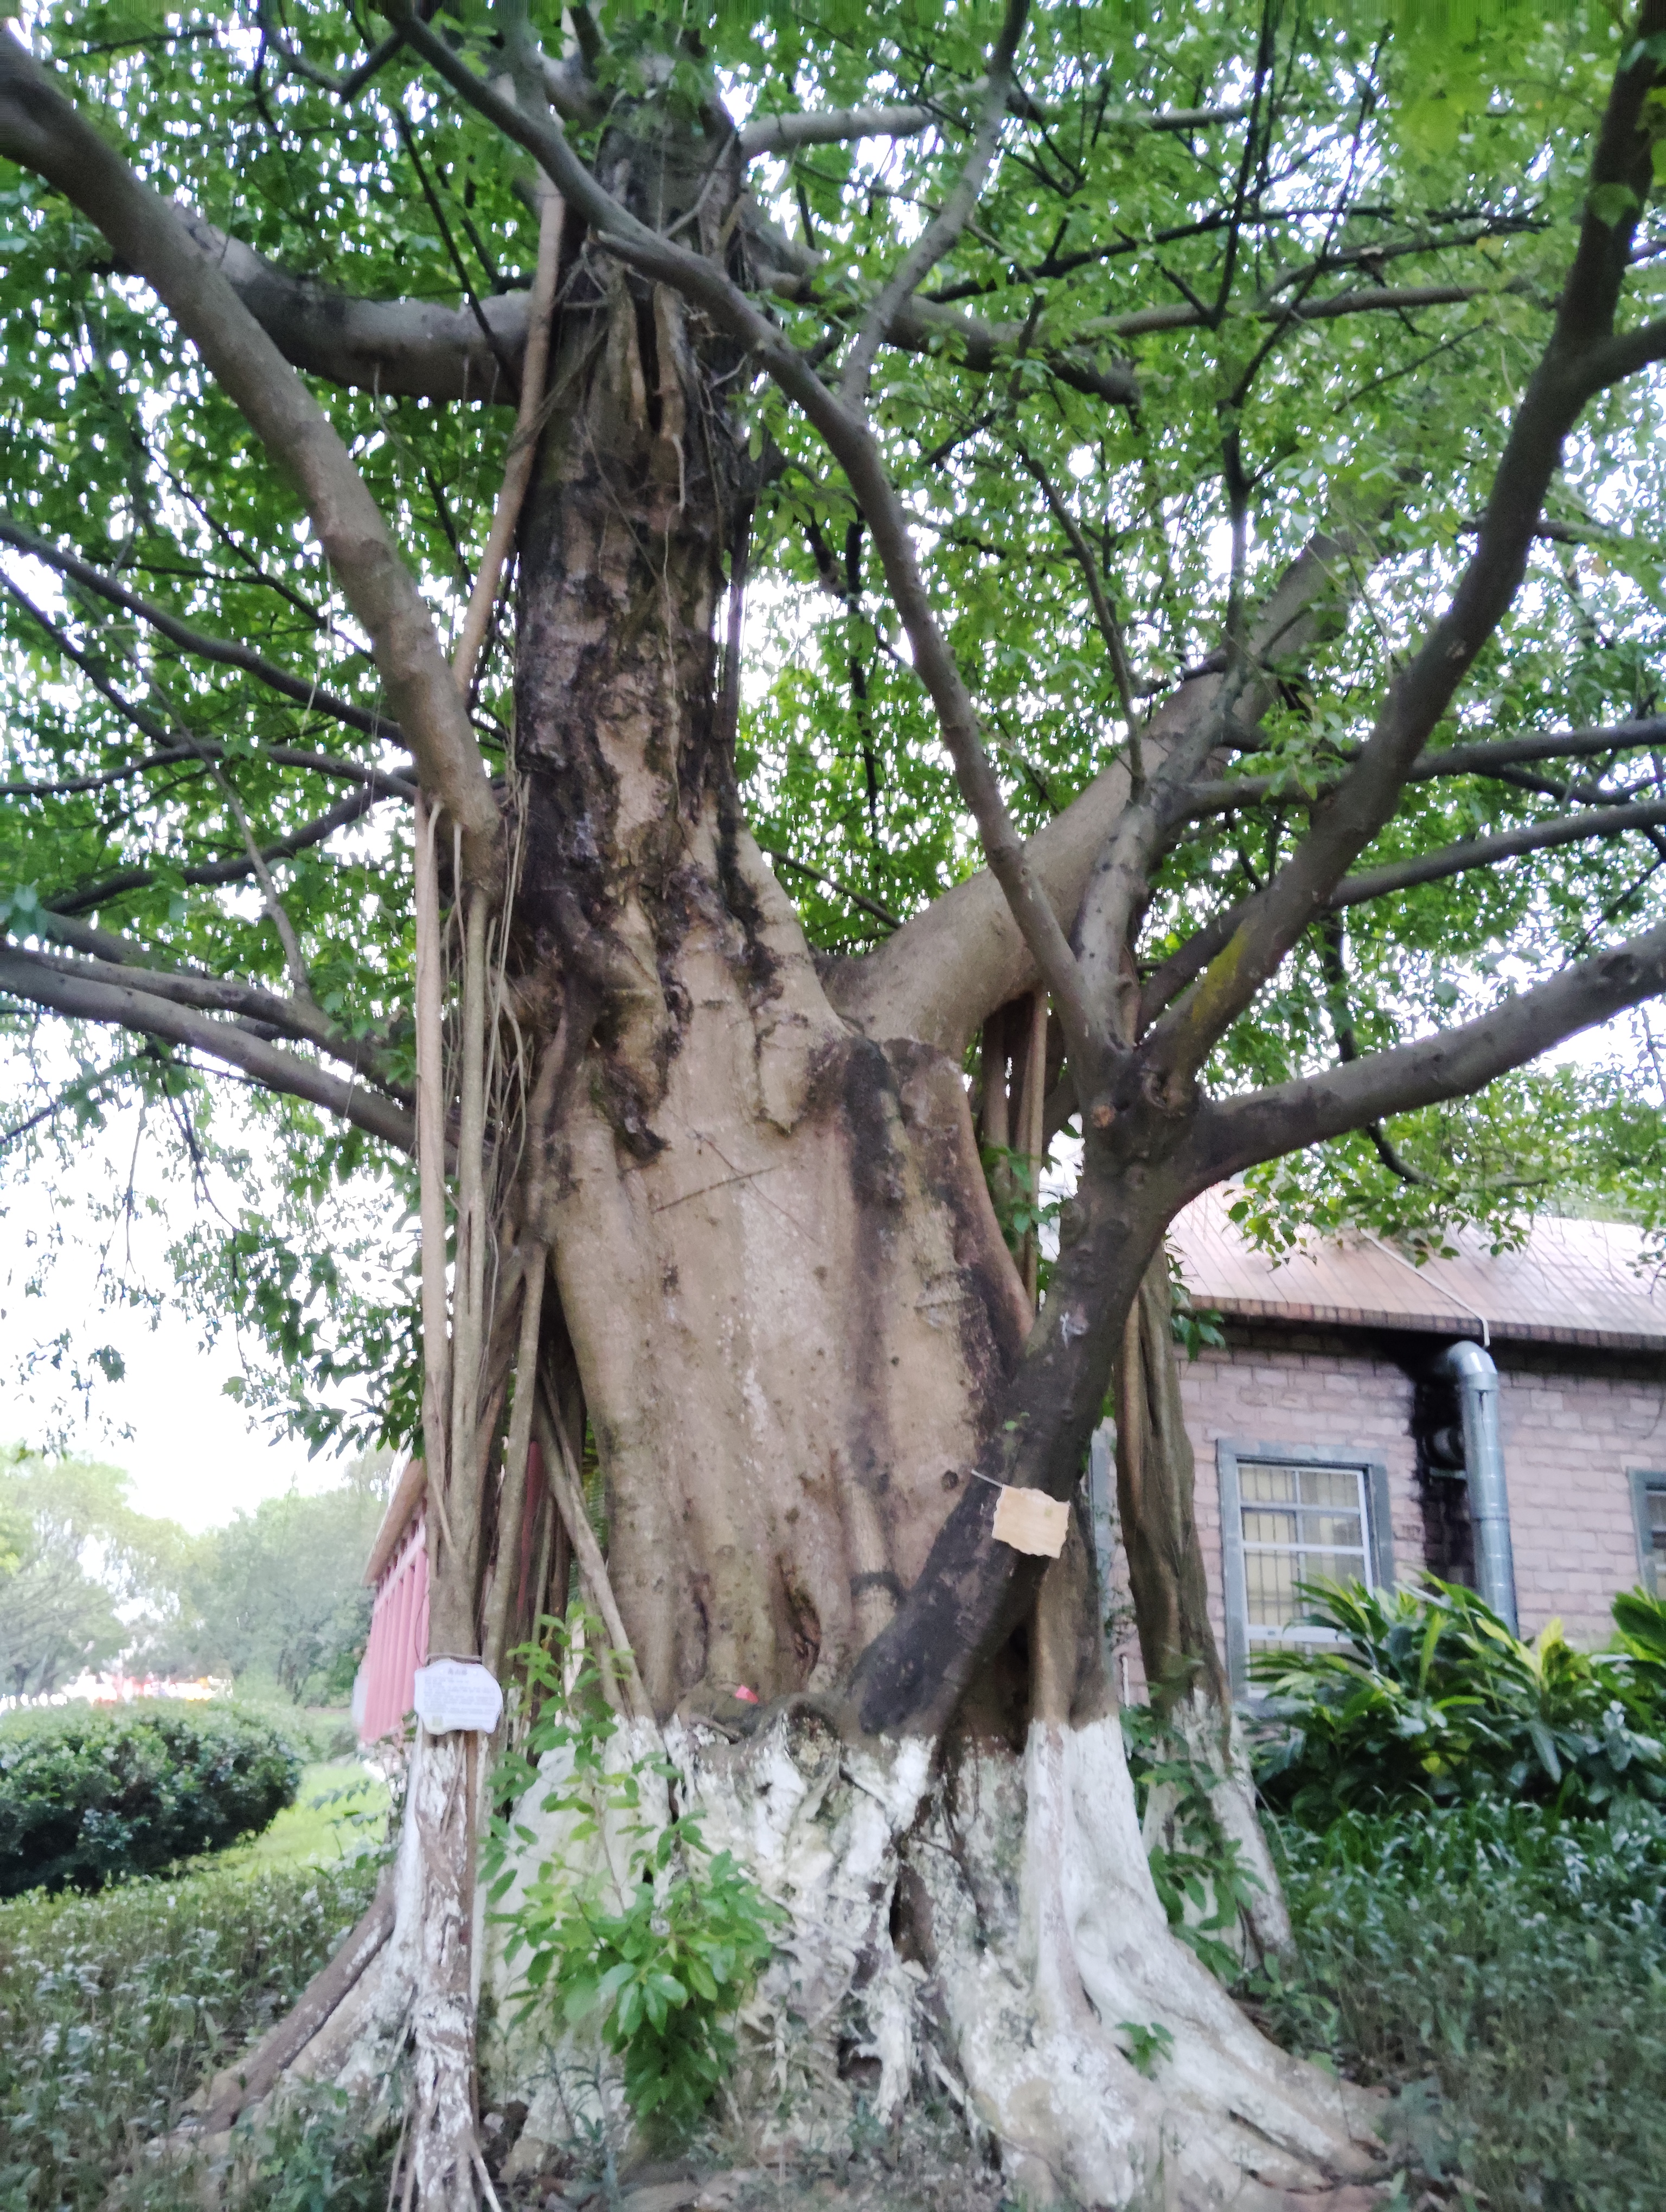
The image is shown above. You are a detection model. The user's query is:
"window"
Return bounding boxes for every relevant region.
[1630,1471,1666,1597]
[1218,1442,1395,1696]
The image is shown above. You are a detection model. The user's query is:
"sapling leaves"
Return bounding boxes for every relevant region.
[485,1615,781,2139]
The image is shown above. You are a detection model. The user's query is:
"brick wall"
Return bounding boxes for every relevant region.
[1103,1323,1666,1697]
[1490,1343,1666,1642]
[1173,1323,1426,1675]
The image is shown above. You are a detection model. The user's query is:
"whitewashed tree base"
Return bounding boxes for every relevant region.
[472,1709,1384,2210]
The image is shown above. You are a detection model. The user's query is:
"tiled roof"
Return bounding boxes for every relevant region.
[1170,1188,1666,1353]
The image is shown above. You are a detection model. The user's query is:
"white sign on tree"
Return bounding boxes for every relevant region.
[412,1659,504,1735]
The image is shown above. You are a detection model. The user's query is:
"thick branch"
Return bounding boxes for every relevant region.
[1192,918,1666,1184]
[0,946,414,1149]
[828,516,1385,1055]
[0,33,499,878]
[739,103,937,158]
[176,211,526,401]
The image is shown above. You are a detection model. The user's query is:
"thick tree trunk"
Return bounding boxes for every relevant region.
[276,150,1367,2209]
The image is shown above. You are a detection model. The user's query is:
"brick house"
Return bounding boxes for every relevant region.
[1102,1193,1666,1700]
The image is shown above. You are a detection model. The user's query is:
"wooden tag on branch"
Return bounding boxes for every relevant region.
[991,1485,1070,1558]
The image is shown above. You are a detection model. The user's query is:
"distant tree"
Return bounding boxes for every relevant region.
[183,1452,390,1702]
[0,1448,189,1696]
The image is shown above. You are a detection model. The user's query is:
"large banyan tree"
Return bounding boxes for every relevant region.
[3,0,1666,2202]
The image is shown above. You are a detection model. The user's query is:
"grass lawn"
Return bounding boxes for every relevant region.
[215,1760,390,1873]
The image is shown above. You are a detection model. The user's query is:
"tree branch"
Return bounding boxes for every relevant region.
[0,31,500,881]
[16,925,407,1093]
[761,847,900,931]
[1140,790,1666,1026]
[1180,715,1666,819]
[0,513,398,743]
[44,785,393,916]
[839,0,1029,410]
[1332,797,1666,908]
[0,737,415,802]
[174,209,527,401]
[739,204,1141,409]
[1191,917,1666,1187]
[1138,9,1666,1095]
[738,103,938,159]
[828,513,1388,1056]
[0,945,414,1149]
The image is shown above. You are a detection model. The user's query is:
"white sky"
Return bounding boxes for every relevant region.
[2,1096,349,1534]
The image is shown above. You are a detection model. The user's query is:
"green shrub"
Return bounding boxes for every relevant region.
[0,1855,380,2212]
[0,1702,300,1896]
[1251,1579,1666,1824]
[220,1700,359,1766]
[1255,1799,1666,2212]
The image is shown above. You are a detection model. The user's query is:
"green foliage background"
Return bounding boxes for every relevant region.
[0,1444,386,1704]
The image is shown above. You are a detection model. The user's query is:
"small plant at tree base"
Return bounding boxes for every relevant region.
[1121,1705,1266,1978]
[486,1617,780,2139]
[1114,2020,1175,2079]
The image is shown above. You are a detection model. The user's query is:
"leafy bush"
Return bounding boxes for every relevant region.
[1255,1799,1666,2212]
[224,1701,360,1766]
[1251,1580,1666,1824]
[0,1854,380,2211]
[0,1702,300,1896]
[488,1618,780,2138]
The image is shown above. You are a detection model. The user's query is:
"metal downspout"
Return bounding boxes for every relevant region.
[1432,1339,1518,1632]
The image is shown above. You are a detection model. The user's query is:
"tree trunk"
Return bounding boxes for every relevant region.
[304,166,1367,2209]
[1116,1256,1295,1965]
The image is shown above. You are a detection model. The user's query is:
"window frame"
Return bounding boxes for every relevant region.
[1217,1439,1395,1697]
[1629,1469,1666,1596]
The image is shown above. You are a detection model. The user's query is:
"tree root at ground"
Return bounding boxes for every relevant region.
[483,1706,1386,2211]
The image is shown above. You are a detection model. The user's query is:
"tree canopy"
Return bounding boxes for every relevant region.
[0,0,1662,1441]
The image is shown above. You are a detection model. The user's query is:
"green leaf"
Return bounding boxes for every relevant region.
[1588,182,1641,229]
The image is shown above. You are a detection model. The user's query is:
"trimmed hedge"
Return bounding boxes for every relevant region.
[0,1701,301,1896]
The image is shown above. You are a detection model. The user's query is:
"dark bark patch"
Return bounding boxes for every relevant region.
[888,1864,936,1971]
